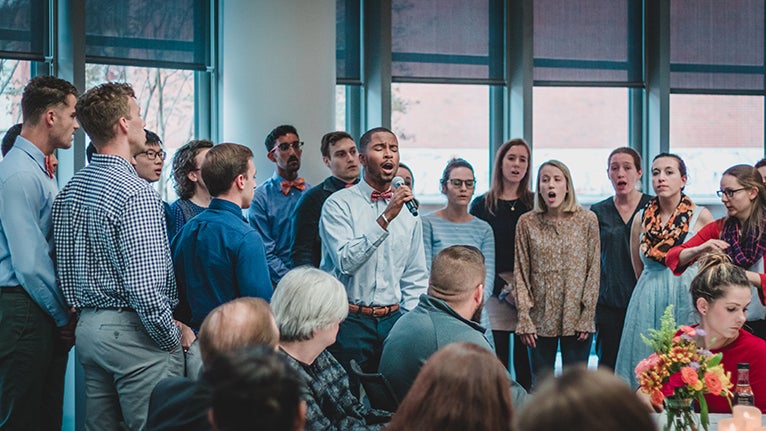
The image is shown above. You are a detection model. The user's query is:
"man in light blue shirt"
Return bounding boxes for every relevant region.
[0,75,79,430]
[319,127,427,394]
[248,125,310,285]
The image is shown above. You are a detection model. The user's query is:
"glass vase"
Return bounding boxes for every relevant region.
[663,397,704,431]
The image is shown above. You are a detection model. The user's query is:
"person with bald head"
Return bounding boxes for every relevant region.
[378,245,527,406]
[147,297,279,431]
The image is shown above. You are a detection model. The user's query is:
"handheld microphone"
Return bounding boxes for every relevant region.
[392,176,418,217]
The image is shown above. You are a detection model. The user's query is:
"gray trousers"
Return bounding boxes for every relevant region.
[76,309,183,431]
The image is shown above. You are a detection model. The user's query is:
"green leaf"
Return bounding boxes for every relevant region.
[699,394,709,431]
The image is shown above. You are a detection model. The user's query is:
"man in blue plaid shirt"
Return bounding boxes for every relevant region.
[53,82,183,430]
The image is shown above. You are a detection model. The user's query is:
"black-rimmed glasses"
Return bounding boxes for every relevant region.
[716,187,746,198]
[137,149,166,161]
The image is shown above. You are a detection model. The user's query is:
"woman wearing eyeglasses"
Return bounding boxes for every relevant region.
[614,153,713,389]
[666,164,766,339]
[422,158,496,346]
[514,160,600,387]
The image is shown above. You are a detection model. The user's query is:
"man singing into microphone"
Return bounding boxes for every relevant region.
[319,127,427,395]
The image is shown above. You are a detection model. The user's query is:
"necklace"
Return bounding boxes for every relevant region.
[506,199,517,212]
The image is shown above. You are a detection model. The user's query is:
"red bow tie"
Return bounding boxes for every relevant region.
[370,189,393,202]
[280,178,306,195]
[44,155,55,179]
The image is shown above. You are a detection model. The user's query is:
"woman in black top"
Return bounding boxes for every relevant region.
[470,138,534,390]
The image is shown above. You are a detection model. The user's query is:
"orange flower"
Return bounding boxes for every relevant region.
[680,367,699,386]
[704,372,723,395]
[650,389,665,407]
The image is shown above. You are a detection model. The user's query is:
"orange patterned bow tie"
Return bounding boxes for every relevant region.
[370,189,393,202]
[44,155,55,179]
[280,178,306,195]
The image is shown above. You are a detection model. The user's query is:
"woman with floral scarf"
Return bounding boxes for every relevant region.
[614,153,713,388]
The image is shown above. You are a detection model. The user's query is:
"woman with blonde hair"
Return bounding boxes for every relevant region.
[386,342,513,431]
[615,153,713,388]
[514,160,600,386]
[470,138,534,388]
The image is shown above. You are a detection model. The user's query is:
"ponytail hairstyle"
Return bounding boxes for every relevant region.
[690,251,750,307]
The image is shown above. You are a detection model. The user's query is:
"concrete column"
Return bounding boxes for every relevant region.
[220,0,336,185]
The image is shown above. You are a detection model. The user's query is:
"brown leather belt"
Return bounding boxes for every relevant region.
[348,303,400,317]
[0,285,25,294]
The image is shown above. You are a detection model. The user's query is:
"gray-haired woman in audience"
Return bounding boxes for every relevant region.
[271,267,391,431]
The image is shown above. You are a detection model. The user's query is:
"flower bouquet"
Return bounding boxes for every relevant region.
[635,306,733,431]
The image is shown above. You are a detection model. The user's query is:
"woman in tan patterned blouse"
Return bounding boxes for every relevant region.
[514,160,600,387]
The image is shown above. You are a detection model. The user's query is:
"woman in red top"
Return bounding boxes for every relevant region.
[666,164,766,337]
[689,253,766,413]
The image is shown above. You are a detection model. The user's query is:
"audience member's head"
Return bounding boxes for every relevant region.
[691,252,751,323]
[197,297,279,367]
[172,139,214,200]
[204,345,305,431]
[201,143,255,207]
[76,82,139,149]
[386,342,513,431]
[515,366,654,431]
[1,123,22,156]
[271,267,348,345]
[428,245,485,322]
[132,129,166,183]
[320,131,359,183]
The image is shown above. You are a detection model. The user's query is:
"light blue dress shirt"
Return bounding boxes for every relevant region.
[319,180,428,311]
[0,136,69,326]
[247,172,309,285]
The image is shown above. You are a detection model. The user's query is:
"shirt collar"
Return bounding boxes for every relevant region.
[13,136,47,174]
[208,198,246,219]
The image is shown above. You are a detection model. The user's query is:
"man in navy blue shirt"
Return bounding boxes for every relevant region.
[172,143,272,332]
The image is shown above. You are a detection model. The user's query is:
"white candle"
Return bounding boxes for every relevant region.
[718,418,744,431]
[733,405,762,431]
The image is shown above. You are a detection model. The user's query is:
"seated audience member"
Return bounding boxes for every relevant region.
[272,267,391,430]
[756,158,766,185]
[205,345,306,431]
[168,139,214,238]
[379,245,527,406]
[291,131,359,268]
[386,342,514,431]
[146,298,279,431]
[688,252,766,413]
[514,366,654,431]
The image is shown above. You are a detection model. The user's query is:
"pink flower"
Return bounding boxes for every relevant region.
[635,353,660,377]
[679,325,697,337]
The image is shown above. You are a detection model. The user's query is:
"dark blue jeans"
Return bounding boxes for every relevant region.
[328,311,401,396]
[528,334,592,389]
[595,304,627,371]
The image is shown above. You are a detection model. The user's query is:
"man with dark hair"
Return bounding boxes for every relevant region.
[133,129,165,183]
[206,345,306,431]
[172,143,272,379]
[0,75,78,430]
[147,297,280,431]
[53,82,184,430]
[1,123,22,156]
[378,245,527,406]
[248,124,310,284]
[318,127,427,393]
[168,139,214,238]
[173,143,272,332]
[291,131,360,268]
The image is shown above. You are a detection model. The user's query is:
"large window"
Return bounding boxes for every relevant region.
[669,94,764,199]
[85,64,195,200]
[0,60,31,161]
[391,83,489,205]
[532,87,630,202]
